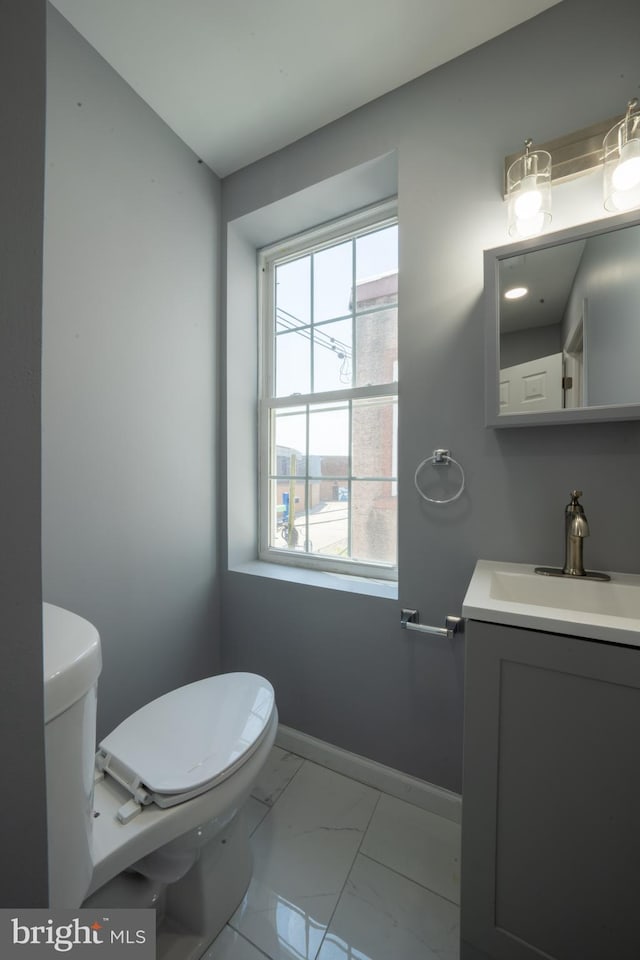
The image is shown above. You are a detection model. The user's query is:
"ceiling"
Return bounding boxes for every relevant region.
[499,241,586,334]
[50,0,561,178]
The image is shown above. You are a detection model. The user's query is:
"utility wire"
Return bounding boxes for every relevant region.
[276,307,352,360]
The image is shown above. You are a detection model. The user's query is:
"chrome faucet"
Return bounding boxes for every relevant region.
[535,490,610,581]
[563,490,589,576]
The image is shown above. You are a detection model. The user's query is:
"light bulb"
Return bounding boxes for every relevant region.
[612,140,640,191]
[514,175,543,219]
[608,189,640,212]
[603,104,640,212]
[515,212,545,238]
[504,286,528,300]
[506,145,551,238]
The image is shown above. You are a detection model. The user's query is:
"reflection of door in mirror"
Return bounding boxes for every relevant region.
[487,211,640,426]
[563,306,585,409]
[497,223,640,413]
[499,353,563,414]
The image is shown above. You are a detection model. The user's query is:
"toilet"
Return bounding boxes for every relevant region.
[43,602,277,956]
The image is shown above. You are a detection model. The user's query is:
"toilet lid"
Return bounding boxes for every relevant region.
[97,673,275,805]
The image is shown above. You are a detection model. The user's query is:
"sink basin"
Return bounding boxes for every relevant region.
[463,560,640,647]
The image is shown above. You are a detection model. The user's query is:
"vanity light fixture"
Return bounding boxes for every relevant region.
[504,286,528,300]
[503,99,640,237]
[506,139,552,239]
[603,98,640,212]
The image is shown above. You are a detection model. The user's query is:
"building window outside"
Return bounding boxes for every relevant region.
[259,202,398,579]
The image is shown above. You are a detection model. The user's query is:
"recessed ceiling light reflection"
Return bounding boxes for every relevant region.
[504,286,528,300]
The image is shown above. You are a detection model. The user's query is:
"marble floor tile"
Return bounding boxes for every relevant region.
[245,796,271,836]
[251,746,305,806]
[316,854,460,960]
[361,793,461,904]
[230,761,379,960]
[201,925,270,960]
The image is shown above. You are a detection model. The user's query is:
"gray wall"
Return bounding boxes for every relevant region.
[565,227,640,405]
[43,8,222,740]
[500,324,562,370]
[221,0,640,793]
[0,1,48,906]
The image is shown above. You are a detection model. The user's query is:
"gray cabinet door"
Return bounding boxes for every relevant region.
[461,620,640,960]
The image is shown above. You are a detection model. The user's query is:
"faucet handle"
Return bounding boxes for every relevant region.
[570,489,583,501]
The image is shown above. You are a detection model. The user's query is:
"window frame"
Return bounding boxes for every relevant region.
[257,199,398,580]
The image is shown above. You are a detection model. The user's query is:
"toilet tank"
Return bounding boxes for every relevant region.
[43,603,102,907]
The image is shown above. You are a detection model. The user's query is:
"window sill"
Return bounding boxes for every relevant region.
[227,560,398,600]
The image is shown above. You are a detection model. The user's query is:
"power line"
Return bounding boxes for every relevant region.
[276,307,352,361]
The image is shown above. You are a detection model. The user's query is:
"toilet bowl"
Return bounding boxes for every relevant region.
[43,602,277,956]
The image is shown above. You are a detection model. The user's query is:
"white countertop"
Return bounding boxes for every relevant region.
[462,559,640,648]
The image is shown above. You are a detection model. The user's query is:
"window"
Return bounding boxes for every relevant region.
[259,201,398,579]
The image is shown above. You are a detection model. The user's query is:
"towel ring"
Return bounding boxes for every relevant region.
[414,449,465,504]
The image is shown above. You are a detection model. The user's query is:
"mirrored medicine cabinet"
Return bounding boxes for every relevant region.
[485,207,640,427]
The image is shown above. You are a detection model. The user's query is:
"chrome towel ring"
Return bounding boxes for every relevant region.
[414,448,465,504]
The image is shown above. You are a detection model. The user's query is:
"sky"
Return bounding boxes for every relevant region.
[273,223,398,457]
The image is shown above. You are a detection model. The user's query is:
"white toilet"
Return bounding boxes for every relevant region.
[43,602,277,957]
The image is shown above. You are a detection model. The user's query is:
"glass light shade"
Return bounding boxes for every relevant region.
[603,104,640,212]
[507,148,552,239]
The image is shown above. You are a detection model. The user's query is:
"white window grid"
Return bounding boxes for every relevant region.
[258,200,398,579]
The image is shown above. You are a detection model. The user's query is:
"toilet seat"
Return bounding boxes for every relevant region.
[96,673,275,817]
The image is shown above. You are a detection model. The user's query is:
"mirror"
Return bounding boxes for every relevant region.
[485,209,640,426]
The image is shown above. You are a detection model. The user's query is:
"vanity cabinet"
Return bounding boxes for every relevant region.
[460,619,640,960]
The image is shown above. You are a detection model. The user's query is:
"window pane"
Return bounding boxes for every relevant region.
[269,479,350,559]
[276,328,310,396]
[268,478,308,551]
[276,256,310,326]
[263,208,398,577]
[308,498,349,559]
[308,403,349,463]
[355,224,398,286]
[273,409,306,475]
[354,308,398,387]
[313,241,353,323]
[313,319,352,392]
[351,480,397,565]
[352,397,397,478]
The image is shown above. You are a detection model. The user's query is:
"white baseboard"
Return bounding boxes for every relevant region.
[276,724,461,824]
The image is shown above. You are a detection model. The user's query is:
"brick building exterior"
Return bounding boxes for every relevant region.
[274,271,397,565]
